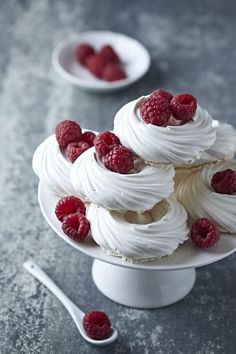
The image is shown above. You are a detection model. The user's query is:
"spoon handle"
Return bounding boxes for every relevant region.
[23,260,84,319]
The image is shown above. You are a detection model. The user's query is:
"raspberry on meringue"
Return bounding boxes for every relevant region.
[114,96,216,165]
[176,160,236,233]
[71,147,175,212]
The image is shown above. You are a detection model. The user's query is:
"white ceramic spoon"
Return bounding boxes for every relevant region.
[23,260,118,346]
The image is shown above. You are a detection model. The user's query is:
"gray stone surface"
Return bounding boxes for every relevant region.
[0,0,236,353]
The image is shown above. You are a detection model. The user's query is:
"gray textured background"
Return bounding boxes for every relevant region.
[0,0,236,353]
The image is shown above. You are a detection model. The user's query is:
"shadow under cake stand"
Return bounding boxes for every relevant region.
[39,183,236,309]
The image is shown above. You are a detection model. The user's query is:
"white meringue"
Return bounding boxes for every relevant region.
[176,160,236,233]
[32,134,76,196]
[113,96,216,165]
[87,198,189,262]
[174,165,203,189]
[197,120,236,163]
[71,147,175,211]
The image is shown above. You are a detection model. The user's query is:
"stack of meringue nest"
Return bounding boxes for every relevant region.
[33,89,236,263]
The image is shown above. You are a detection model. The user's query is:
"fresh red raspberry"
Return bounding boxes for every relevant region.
[86,54,106,78]
[83,310,112,340]
[151,89,173,102]
[190,218,220,248]
[211,169,236,194]
[65,141,90,163]
[140,97,171,126]
[104,146,134,174]
[102,63,127,82]
[55,196,86,222]
[100,45,120,63]
[76,43,95,66]
[94,131,120,157]
[55,120,82,148]
[81,131,96,147]
[62,213,90,241]
[170,93,197,122]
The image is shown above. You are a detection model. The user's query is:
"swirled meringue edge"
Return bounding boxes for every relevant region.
[196,120,236,164]
[71,147,175,211]
[87,198,189,262]
[113,96,216,165]
[176,160,236,233]
[32,134,76,197]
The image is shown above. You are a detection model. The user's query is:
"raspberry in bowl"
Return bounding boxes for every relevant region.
[52,31,150,92]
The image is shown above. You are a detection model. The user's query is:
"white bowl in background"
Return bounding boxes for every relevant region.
[52,31,151,92]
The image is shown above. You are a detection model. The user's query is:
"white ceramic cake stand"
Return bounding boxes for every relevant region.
[38,183,236,309]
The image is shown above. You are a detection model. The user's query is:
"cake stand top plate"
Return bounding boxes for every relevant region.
[38,183,236,271]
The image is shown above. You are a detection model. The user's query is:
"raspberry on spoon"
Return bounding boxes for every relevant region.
[62,213,90,241]
[140,96,171,126]
[83,310,112,340]
[55,120,82,148]
[170,93,197,122]
[104,145,134,174]
[190,218,220,248]
[211,169,236,194]
[55,196,86,222]
[94,131,120,157]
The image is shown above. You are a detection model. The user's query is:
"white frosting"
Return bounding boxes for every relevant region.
[197,120,236,163]
[71,147,175,211]
[87,198,189,261]
[177,160,236,233]
[113,97,216,165]
[32,134,76,196]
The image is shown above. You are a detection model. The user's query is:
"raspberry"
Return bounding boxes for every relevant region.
[170,93,197,122]
[55,120,82,148]
[100,45,120,64]
[94,131,120,157]
[190,218,220,248]
[86,54,106,78]
[62,213,90,241]
[102,63,126,82]
[81,131,96,147]
[83,310,112,340]
[151,89,173,102]
[55,196,86,222]
[104,146,134,174]
[211,169,236,194]
[76,43,95,66]
[65,141,90,163]
[140,97,171,126]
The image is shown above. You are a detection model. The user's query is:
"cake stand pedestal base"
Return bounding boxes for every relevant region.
[92,259,196,308]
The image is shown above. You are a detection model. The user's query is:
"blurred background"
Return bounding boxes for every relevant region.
[0,0,236,353]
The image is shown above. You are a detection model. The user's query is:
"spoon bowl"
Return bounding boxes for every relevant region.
[23,260,118,346]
